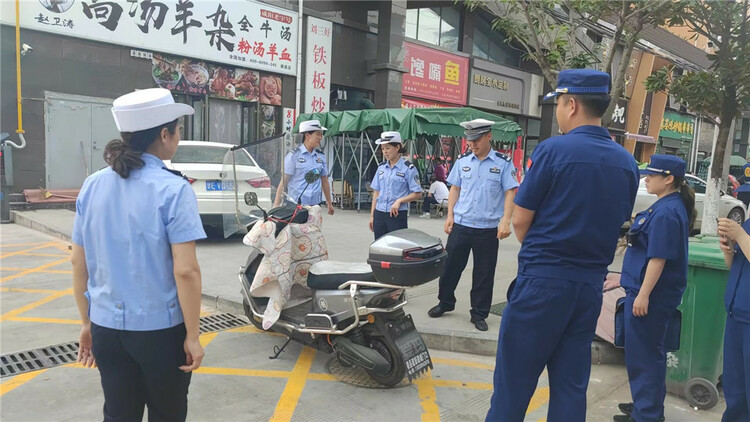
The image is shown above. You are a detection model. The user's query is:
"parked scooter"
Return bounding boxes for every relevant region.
[239,170,445,386]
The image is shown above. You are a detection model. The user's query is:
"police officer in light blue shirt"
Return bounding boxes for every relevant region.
[427,119,520,332]
[368,131,423,239]
[274,119,335,214]
[487,70,640,422]
[71,88,207,421]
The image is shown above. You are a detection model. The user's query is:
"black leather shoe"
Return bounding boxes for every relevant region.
[472,319,488,331]
[618,403,634,416]
[428,304,453,318]
[613,415,635,422]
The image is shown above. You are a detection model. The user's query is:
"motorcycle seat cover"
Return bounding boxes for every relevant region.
[307,261,377,289]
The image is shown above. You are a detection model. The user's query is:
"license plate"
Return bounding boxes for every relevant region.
[206,180,234,191]
[384,314,433,381]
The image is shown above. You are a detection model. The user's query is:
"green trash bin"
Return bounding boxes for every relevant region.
[666,235,728,410]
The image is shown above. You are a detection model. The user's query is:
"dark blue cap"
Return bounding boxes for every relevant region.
[543,69,611,101]
[641,155,686,178]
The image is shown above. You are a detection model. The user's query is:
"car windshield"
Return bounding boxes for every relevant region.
[172,145,256,166]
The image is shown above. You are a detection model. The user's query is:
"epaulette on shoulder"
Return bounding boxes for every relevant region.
[162,167,189,181]
[495,151,511,162]
[403,160,415,168]
[315,148,324,154]
[459,151,472,159]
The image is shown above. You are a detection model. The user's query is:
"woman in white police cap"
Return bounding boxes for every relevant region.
[71,88,206,421]
[274,119,335,214]
[368,131,423,239]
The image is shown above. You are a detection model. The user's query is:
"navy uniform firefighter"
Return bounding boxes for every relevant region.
[718,215,750,421]
[368,131,423,240]
[71,88,207,421]
[273,119,335,214]
[616,155,694,422]
[486,70,640,421]
[427,119,520,332]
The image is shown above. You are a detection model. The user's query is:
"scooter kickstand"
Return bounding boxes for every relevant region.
[269,337,292,360]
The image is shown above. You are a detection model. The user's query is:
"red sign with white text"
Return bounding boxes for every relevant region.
[402,42,468,106]
[400,97,451,109]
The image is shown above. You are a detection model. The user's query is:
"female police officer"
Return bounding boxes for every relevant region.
[273,119,334,214]
[71,88,206,421]
[368,131,422,239]
[616,155,696,422]
[717,215,750,421]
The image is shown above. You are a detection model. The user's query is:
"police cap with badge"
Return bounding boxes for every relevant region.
[111,88,194,132]
[640,154,686,178]
[460,119,495,141]
[375,131,404,145]
[543,69,611,101]
[298,119,327,133]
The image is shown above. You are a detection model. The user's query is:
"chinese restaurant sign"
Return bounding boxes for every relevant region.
[400,98,450,109]
[401,42,468,106]
[660,110,696,139]
[4,0,298,75]
[305,17,332,113]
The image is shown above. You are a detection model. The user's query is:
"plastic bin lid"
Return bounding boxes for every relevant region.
[688,235,728,270]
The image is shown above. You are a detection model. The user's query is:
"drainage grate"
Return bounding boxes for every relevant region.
[1,341,78,378]
[488,301,508,317]
[0,313,248,378]
[325,358,412,389]
[199,313,248,334]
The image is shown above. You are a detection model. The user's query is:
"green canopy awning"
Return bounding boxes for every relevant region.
[294,107,523,143]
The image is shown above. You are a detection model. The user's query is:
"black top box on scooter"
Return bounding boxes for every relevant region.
[367,229,447,286]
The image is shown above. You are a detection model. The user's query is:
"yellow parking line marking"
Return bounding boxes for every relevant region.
[21,253,70,258]
[305,372,337,381]
[0,243,58,259]
[0,268,71,274]
[8,316,81,324]
[195,366,292,379]
[536,418,547,422]
[270,347,316,422]
[431,379,493,390]
[0,257,70,283]
[0,242,47,248]
[200,332,219,348]
[432,357,495,371]
[416,371,441,421]
[0,369,49,397]
[227,325,264,334]
[0,287,71,294]
[0,289,72,321]
[526,386,550,415]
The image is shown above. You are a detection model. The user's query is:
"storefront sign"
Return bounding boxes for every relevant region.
[639,91,654,136]
[400,97,450,109]
[283,107,296,155]
[660,110,696,139]
[305,17,332,113]
[624,50,643,99]
[402,42,468,106]
[468,67,525,114]
[609,98,628,132]
[3,0,298,75]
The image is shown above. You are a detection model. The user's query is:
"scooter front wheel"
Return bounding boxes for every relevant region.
[366,337,406,387]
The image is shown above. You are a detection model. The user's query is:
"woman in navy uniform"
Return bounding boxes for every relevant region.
[368,131,423,239]
[71,88,207,421]
[488,70,640,421]
[717,216,750,421]
[616,155,695,422]
[273,119,335,214]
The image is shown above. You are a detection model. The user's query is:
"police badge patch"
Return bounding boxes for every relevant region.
[316,158,323,163]
[462,166,471,172]
[511,168,518,178]
[489,167,500,174]
[297,158,306,163]
[396,172,405,177]
[639,218,646,225]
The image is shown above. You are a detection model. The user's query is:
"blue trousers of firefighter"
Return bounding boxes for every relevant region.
[723,317,750,422]
[623,292,671,422]
[486,276,602,422]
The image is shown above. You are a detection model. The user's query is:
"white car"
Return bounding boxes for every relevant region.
[630,174,746,233]
[164,141,273,232]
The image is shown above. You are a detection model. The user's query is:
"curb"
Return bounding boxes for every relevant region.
[12,211,625,364]
[201,292,625,364]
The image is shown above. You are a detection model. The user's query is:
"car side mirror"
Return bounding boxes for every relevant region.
[244,192,258,206]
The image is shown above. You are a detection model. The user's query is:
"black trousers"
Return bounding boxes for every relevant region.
[422,196,440,213]
[437,223,499,320]
[373,210,408,240]
[91,322,192,422]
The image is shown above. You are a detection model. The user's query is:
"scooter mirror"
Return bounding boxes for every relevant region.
[244,191,258,206]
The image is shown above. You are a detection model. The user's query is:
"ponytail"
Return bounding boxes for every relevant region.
[674,176,697,230]
[104,119,178,178]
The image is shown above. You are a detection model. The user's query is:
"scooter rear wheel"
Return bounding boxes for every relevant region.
[366,337,406,387]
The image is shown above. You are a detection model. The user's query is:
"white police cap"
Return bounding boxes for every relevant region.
[375,131,403,145]
[460,118,495,140]
[298,119,327,133]
[111,88,194,132]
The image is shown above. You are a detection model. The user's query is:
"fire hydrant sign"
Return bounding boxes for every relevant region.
[1,0,298,75]
[304,17,332,114]
[402,42,468,106]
